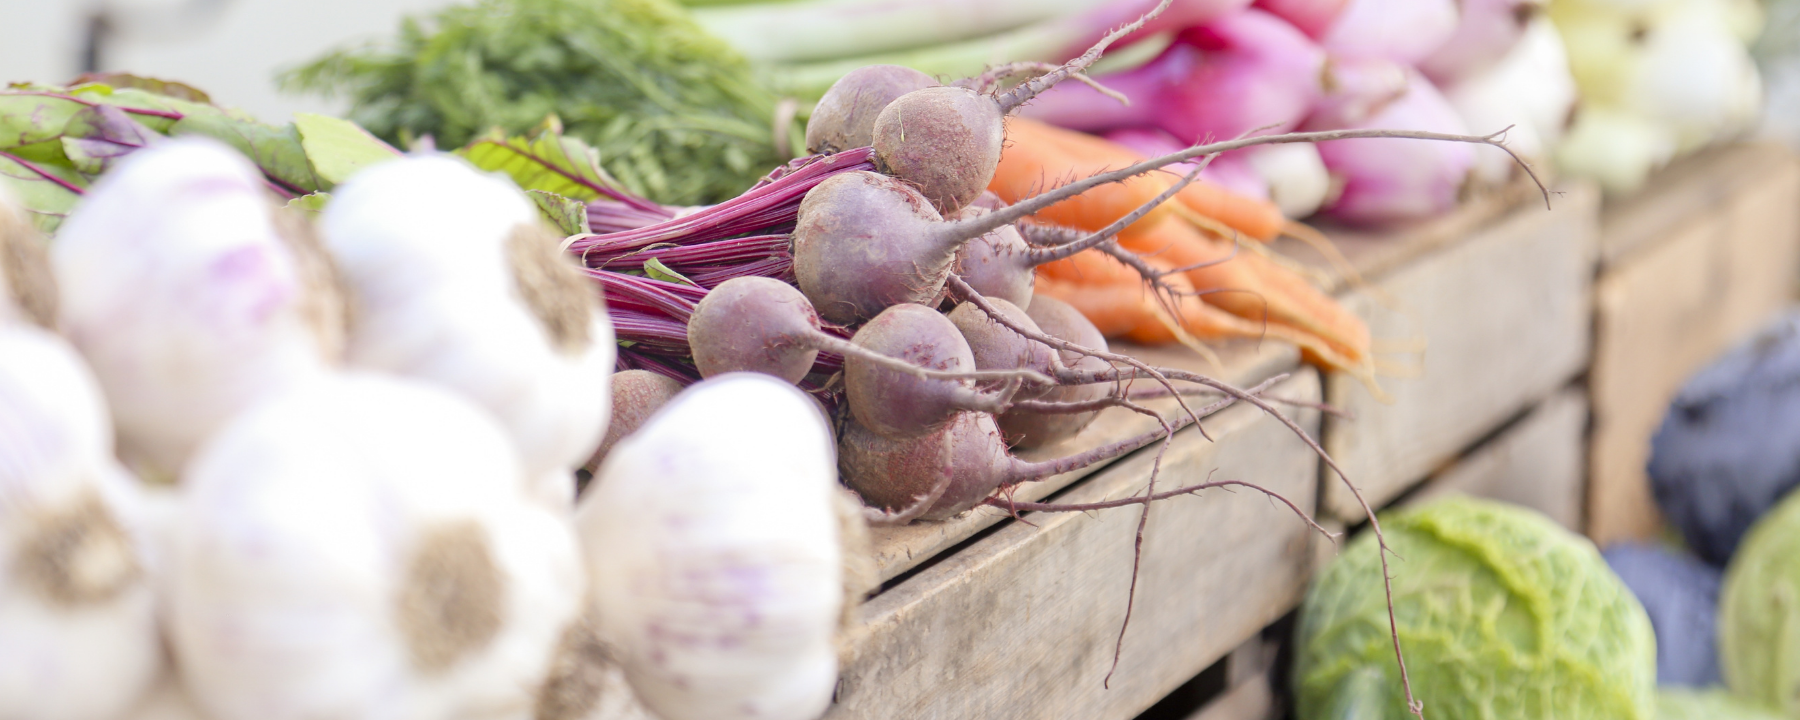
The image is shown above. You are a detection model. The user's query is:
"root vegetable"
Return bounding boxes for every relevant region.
[1317,0,1459,66]
[1253,0,1347,38]
[51,137,342,484]
[997,295,1114,449]
[0,325,161,720]
[805,65,940,155]
[946,297,1059,399]
[844,303,1025,439]
[169,373,584,720]
[868,0,1176,214]
[1306,67,1477,226]
[319,154,615,486]
[1418,0,1545,85]
[949,207,1036,310]
[582,370,685,478]
[576,372,846,720]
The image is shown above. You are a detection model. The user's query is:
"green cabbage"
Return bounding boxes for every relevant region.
[1656,687,1783,720]
[1294,496,1656,720]
[1720,487,1800,714]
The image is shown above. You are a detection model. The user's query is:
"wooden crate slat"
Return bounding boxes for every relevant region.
[1317,184,1600,520]
[868,338,1299,582]
[829,372,1322,720]
[1588,144,1800,543]
[1405,386,1588,531]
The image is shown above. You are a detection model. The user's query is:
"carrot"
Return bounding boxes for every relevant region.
[999,117,1287,243]
[992,118,1176,243]
[1113,217,1371,364]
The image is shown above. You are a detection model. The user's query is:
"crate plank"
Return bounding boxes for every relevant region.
[1587,145,1800,544]
[1405,387,1588,531]
[1597,142,1795,268]
[1186,674,1274,720]
[867,338,1299,582]
[829,372,1322,720]
[1316,184,1600,521]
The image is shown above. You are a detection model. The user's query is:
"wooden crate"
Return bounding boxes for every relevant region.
[1587,142,1800,544]
[1403,385,1588,531]
[1276,183,1601,521]
[827,371,1322,720]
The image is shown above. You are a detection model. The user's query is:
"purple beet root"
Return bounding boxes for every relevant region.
[688,276,826,382]
[584,369,685,476]
[844,303,997,439]
[999,296,1114,449]
[806,65,941,155]
[950,207,1035,310]
[793,171,951,326]
[947,297,1057,399]
[870,86,1008,215]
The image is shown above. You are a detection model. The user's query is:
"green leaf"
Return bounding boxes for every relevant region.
[61,104,157,176]
[285,192,331,216]
[292,112,401,186]
[170,111,324,194]
[0,152,85,233]
[642,257,697,287]
[457,120,626,202]
[0,93,89,150]
[67,72,212,103]
[527,189,592,236]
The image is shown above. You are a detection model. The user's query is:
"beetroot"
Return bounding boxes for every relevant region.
[999,296,1115,449]
[843,303,1001,439]
[946,298,1058,399]
[583,369,684,477]
[806,65,941,155]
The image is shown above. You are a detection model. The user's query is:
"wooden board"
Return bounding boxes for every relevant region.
[1404,387,1588,531]
[828,371,1322,720]
[1598,142,1797,268]
[1587,144,1800,544]
[867,337,1299,582]
[1312,183,1601,521]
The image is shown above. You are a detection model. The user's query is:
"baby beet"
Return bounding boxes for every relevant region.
[793,171,950,326]
[999,295,1114,449]
[688,276,824,383]
[870,86,1007,215]
[806,65,941,155]
[583,370,685,478]
[947,298,1058,400]
[844,303,1000,440]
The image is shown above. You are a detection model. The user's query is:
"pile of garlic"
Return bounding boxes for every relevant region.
[1550,0,1765,194]
[0,138,867,720]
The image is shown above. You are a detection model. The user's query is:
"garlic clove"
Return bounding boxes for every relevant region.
[50,137,339,484]
[319,155,615,492]
[170,372,582,720]
[0,325,162,720]
[577,372,843,720]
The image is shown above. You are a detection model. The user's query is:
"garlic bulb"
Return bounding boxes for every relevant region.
[168,373,583,720]
[1556,104,1679,195]
[50,137,342,483]
[0,325,161,720]
[577,372,843,720]
[318,155,615,499]
[0,184,55,329]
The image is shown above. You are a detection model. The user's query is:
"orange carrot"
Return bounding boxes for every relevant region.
[993,118,1177,242]
[1112,217,1371,364]
[999,117,1287,243]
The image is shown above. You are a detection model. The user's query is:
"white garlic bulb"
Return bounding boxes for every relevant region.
[577,372,843,720]
[168,373,583,720]
[318,155,615,499]
[0,325,161,720]
[50,137,342,483]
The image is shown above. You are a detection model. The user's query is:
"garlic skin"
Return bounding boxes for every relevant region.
[577,372,843,720]
[50,137,339,483]
[169,373,583,720]
[318,155,614,494]
[0,325,161,720]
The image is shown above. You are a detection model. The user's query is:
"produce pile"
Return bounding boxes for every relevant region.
[0,0,1568,715]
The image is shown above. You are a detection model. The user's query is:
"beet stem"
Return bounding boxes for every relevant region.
[960,62,1130,106]
[993,0,1176,113]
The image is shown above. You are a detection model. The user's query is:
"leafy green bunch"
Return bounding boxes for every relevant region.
[283,0,800,206]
